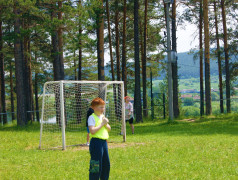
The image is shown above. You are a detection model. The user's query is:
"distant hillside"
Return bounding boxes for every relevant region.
[158,52,237,79]
[104,51,236,80]
[177,52,217,79]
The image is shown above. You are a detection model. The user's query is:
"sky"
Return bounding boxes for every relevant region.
[177,22,198,53]
[104,22,198,64]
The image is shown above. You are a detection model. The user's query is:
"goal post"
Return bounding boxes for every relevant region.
[60,81,66,150]
[39,80,126,150]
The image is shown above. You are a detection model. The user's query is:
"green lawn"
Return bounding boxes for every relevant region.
[0,114,238,179]
[153,76,220,91]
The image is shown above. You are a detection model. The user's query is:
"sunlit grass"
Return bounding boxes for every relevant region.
[0,114,238,179]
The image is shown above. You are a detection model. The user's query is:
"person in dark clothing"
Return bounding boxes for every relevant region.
[86,107,94,146]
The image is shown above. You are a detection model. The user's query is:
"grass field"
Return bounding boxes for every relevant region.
[0,114,238,180]
[153,76,220,91]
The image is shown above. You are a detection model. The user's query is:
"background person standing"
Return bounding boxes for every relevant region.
[124,96,134,134]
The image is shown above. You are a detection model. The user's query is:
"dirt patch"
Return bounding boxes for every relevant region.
[178,118,196,122]
[33,142,146,151]
[70,142,145,151]
[108,142,145,149]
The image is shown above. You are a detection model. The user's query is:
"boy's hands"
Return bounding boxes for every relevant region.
[90,115,110,135]
[102,117,109,125]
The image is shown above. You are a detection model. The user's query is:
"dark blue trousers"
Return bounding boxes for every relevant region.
[89,138,110,180]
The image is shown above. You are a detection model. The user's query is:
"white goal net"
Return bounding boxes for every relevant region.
[39,81,126,150]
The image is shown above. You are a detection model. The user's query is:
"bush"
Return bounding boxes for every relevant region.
[211,92,220,101]
[182,106,200,117]
[183,97,194,106]
[231,103,238,113]
[194,102,200,108]
[212,106,221,115]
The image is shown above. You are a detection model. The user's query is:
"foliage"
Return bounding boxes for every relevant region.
[183,97,194,106]
[181,106,200,117]
[0,0,237,125]
[211,92,220,101]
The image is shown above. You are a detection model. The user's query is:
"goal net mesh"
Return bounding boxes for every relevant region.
[39,81,125,150]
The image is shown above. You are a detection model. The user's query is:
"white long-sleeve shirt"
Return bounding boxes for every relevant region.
[125,102,133,120]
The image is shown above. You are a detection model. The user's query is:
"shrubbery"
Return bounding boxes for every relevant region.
[183,97,194,106]
[182,106,200,117]
[211,92,220,101]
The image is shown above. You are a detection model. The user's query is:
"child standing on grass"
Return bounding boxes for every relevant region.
[88,97,111,180]
[86,106,94,146]
[125,96,134,134]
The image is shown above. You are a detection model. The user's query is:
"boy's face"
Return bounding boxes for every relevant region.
[93,105,105,115]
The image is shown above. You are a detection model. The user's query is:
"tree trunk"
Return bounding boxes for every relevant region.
[199,0,204,116]
[58,1,64,80]
[74,51,77,80]
[0,76,1,124]
[203,0,212,115]
[140,21,144,82]
[51,17,60,81]
[28,40,35,122]
[58,1,67,126]
[0,17,2,124]
[51,3,62,126]
[122,0,127,95]
[172,0,179,118]
[51,2,64,81]
[78,0,82,81]
[163,3,167,26]
[14,2,27,126]
[22,18,32,123]
[106,0,118,118]
[10,59,15,121]
[106,0,115,81]
[139,2,144,119]
[0,18,7,124]
[142,0,148,117]
[134,0,142,122]
[221,0,230,113]
[115,0,120,81]
[76,1,83,124]
[23,35,31,122]
[96,0,104,81]
[214,1,224,114]
[78,33,82,80]
[34,53,39,122]
[139,20,144,116]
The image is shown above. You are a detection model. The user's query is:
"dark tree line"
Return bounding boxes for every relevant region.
[0,0,237,126]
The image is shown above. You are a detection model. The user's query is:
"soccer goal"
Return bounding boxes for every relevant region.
[39,81,126,150]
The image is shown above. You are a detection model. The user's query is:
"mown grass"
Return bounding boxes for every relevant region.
[0,114,238,180]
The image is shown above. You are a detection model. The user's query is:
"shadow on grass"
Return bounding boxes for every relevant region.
[1,114,238,136]
[0,122,41,132]
[133,114,238,136]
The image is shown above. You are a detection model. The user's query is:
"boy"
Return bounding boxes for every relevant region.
[88,97,111,180]
[86,106,94,146]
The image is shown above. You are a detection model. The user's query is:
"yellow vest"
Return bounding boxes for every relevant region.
[89,113,109,140]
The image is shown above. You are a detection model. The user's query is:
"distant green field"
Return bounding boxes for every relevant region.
[152,76,238,117]
[1,114,238,179]
[153,76,220,92]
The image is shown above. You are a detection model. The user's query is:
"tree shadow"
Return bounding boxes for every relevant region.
[1,114,238,136]
[133,115,238,136]
[0,122,40,132]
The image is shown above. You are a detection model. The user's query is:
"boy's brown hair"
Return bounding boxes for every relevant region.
[91,97,105,107]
